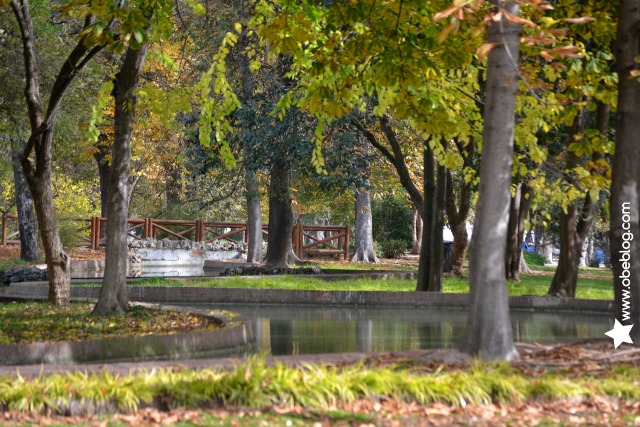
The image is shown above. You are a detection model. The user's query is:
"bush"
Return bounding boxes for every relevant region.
[371,195,413,248]
[58,219,86,252]
[379,239,407,259]
[524,251,547,267]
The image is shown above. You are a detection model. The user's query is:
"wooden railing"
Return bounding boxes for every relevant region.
[1,213,349,260]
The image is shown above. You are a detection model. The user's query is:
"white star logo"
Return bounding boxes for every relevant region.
[605,319,634,349]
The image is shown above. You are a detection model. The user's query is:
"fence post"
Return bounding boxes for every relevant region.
[1,213,7,246]
[296,223,304,259]
[90,217,97,250]
[143,218,151,239]
[299,223,305,259]
[196,219,206,242]
[343,225,350,261]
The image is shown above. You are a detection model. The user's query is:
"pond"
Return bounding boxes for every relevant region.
[186,303,611,356]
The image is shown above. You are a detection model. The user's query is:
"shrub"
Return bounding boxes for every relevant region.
[524,251,547,267]
[371,195,413,248]
[58,219,86,252]
[380,239,407,259]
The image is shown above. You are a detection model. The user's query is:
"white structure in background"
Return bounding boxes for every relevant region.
[443,223,474,242]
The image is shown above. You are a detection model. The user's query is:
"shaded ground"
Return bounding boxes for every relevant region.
[3,399,639,426]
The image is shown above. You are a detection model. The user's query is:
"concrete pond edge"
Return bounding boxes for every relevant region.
[6,281,614,314]
[0,302,254,366]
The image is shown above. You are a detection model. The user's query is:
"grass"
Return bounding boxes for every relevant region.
[82,269,613,300]
[0,358,638,415]
[0,302,220,345]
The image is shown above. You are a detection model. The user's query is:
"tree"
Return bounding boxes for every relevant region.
[443,141,475,278]
[8,0,107,304]
[264,159,294,267]
[505,179,533,281]
[610,0,640,344]
[351,185,379,263]
[93,12,153,315]
[459,0,520,361]
[416,144,446,292]
[11,143,40,261]
[350,141,378,263]
[548,105,608,297]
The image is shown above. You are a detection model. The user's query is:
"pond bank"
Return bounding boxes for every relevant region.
[6,281,614,313]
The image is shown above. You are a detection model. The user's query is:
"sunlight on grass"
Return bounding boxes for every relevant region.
[73,268,615,300]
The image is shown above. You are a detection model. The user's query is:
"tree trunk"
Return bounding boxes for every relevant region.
[505,183,522,279]
[534,221,544,255]
[444,169,471,278]
[427,161,446,292]
[416,144,435,291]
[411,207,422,255]
[460,1,519,361]
[506,180,532,281]
[11,142,40,261]
[352,116,423,213]
[245,168,263,263]
[11,0,104,305]
[351,186,379,263]
[265,161,293,267]
[548,106,604,297]
[22,144,70,305]
[519,250,532,274]
[611,0,640,344]
[93,39,150,315]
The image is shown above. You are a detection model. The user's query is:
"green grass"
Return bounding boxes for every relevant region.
[82,270,613,300]
[0,302,219,345]
[0,358,637,415]
[0,257,36,270]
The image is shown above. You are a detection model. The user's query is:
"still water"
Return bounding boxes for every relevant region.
[189,304,612,356]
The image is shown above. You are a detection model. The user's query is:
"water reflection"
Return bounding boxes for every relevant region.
[189,304,610,356]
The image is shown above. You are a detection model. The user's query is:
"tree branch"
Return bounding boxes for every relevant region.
[378,114,424,211]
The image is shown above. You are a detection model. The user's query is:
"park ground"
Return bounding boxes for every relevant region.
[1,246,638,426]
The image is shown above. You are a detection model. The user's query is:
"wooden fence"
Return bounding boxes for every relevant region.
[1,213,349,260]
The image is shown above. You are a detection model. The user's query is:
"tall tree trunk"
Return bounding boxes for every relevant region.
[93,38,150,315]
[427,161,446,292]
[416,145,435,291]
[460,0,519,361]
[22,142,70,305]
[411,208,422,255]
[11,142,40,261]
[265,161,293,267]
[351,185,379,263]
[611,0,640,344]
[245,168,263,263]
[548,106,606,297]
